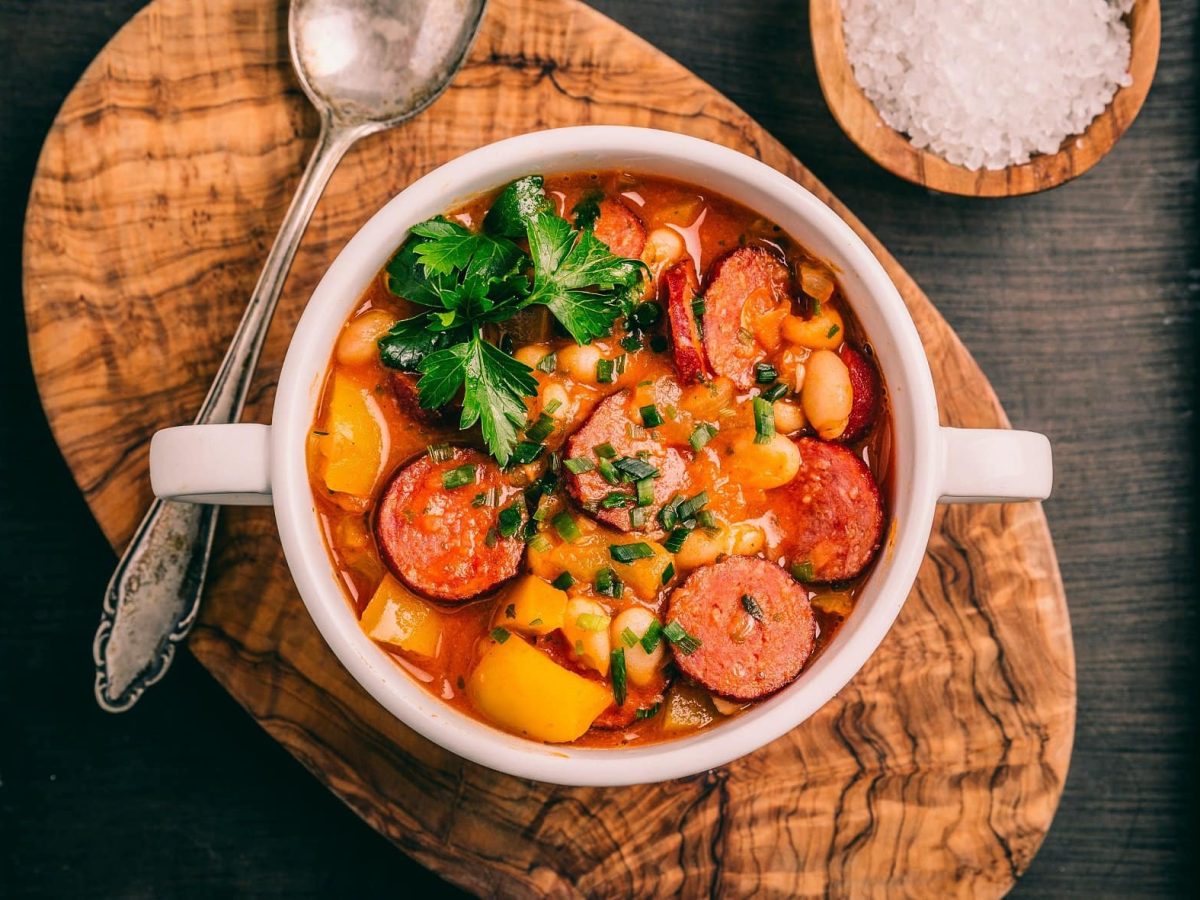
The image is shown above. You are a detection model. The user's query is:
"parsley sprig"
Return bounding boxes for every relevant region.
[378,176,645,465]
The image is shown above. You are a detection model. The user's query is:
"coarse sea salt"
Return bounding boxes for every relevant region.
[840,0,1134,171]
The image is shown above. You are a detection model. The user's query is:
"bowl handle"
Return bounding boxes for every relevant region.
[938,426,1052,503]
[149,424,272,506]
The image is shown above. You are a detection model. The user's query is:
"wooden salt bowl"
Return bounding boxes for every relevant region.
[810,0,1161,197]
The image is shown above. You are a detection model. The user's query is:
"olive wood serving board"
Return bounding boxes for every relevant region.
[22,0,1075,895]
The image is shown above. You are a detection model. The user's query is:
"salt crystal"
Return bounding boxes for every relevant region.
[840,0,1134,170]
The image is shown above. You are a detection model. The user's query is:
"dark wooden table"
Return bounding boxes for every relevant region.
[2,1,1195,896]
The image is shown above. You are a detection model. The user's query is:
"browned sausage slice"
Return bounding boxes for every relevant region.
[770,438,884,582]
[563,391,688,533]
[702,246,792,388]
[593,198,647,259]
[389,372,455,427]
[375,448,523,602]
[662,260,712,383]
[839,345,881,443]
[666,557,816,701]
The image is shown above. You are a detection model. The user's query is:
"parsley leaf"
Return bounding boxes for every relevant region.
[419,333,538,466]
[525,212,645,344]
[572,190,604,230]
[484,175,553,238]
[378,315,465,372]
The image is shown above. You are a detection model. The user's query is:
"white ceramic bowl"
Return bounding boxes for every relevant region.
[149,126,1052,786]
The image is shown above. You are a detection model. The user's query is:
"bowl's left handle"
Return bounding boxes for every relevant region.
[938,426,1052,503]
[149,423,273,506]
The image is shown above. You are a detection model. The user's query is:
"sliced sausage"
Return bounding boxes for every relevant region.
[662,260,712,383]
[375,448,523,602]
[770,438,883,582]
[666,556,816,701]
[389,372,455,427]
[593,198,647,259]
[563,391,688,533]
[702,246,793,389]
[593,678,668,729]
[839,345,880,443]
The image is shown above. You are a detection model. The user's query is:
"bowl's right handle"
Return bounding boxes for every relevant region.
[938,426,1053,503]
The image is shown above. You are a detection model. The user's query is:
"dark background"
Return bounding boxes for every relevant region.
[2,0,1196,896]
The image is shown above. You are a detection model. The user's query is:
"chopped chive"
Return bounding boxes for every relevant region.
[576,612,609,632]
[543,398,563,414]
[595,567,623,598]
[791,561,815,583]
[553,512,581,543]
[663,528,690,553]
[536,352,557,373]
[663,620,702,655]
[549,452,561,473]
[640,620,664,654]
[649,333,669,353]
[620,334,643,352]
[661,562,675,585]
[635,476,655,508]
[762,382,789,402]
[689,423,717,451]
[827,323,840,340]
[610,648,628,707]
[620,627,639,648]
[441,464,477,489]
[564,457,595,475]
[691,297,706,320]
[640,404,664,428]
[529,616,544,626]
[594,442,618,459]
[629,508,646,529]
[755,362,778,384]
[741,594,766,623]
[596,358,615,384]
[528,535,552,553]
[574,639,585,656]
[427,443,453,462]
[551,571,576,590]
[471,492,487,507]
[614,354,628,375]
[676,490,709,523]
[631,301,662,329]
[752,396,775,445]
[610,542,655,564]
[508,441,545,466]
[812,297,823,316]
[658,496,681,530]
[525,413,556,443]
[531,498,550,521]
[521,519,539,542]
[613,457,659,481]
[635,703,661,720]
[697,509,717,530]
[597,459,620,485]
[600,492,634,509]
[490,626,510,643]
[497,503,524,538]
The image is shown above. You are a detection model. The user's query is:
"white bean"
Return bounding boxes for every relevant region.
[556,344,604,384]
[773,399,806,435]
[335,310,396,367]
[801,350,852,440]
[610,607,665,688]
[723,430,801,489]
[561,598,611,676]
[515,343,550,368]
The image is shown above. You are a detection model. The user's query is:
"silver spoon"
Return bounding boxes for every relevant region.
[93,0,488,712]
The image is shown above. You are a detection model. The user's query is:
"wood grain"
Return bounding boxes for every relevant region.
[21,0,1075,895]
[810,0,1161,197]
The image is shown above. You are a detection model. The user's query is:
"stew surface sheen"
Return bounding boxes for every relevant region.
[308,172,891,748]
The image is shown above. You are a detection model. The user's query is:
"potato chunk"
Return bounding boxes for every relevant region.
[360,574,442,658]
[319,372,387,496]
[494,575,568,636]
[467,636,612,742]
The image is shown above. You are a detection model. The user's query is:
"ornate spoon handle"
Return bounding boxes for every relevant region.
[93,118,363,712]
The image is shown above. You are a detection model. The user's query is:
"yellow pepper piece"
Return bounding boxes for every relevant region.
[494,575,568,636]
[661,681,717,733]
[319,372,387,497]
[527,516,670,601]
[360,575,442,659]
[467,636,611,743]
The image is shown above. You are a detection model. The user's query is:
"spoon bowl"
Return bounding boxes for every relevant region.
[290,0,487,129]
[810,0,1160,197]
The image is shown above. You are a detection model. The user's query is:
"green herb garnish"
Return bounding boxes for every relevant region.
[791,561,815,582]
[741,594,766,622]
[752,396,775,445]
[640,404,664,428]
[610,542,655,564]
[441,464,477,489]
[553,512,581,543]
[610,648,628,707]
[564,457,595,475]
[489,626,511,643]
[755,362,778,384]
[663,620,702,655]
[551,571,576,590]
